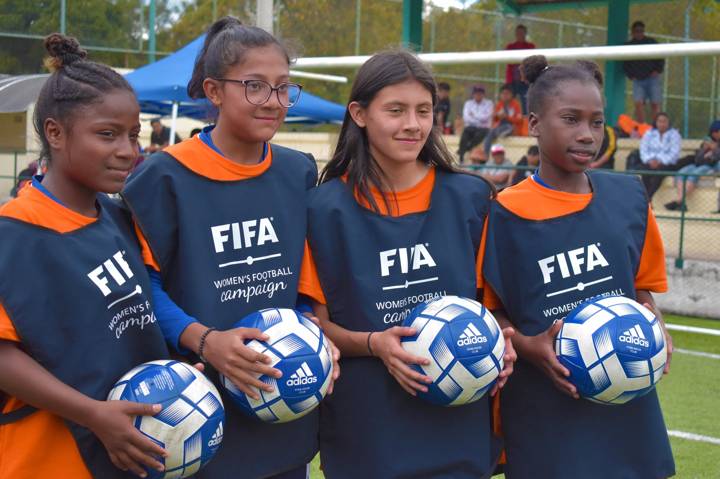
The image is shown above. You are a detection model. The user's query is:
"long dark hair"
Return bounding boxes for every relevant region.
[320,49,458,214]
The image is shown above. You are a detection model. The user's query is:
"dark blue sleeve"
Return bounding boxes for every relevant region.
[295,294,314,315]
[148,268,196,354]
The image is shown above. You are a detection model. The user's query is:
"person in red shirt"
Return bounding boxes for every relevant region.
[483,84,523,155]
[505,25,535,115]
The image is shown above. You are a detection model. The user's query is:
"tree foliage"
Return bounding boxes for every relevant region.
[1,0,718,135]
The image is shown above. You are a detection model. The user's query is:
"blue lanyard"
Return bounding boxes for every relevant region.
[199,125,267,163]
[532,170,556,190]
[31,175,65,206]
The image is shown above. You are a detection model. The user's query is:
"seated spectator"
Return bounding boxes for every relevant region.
[147,119,182,152]
[511,145,540,185]
[10,163,37,198]
[483,84,523,155]
[590,125,618,169]
[434,82,452,133]
[636,112,681,200]
[478,144,513,189]
[458,85,493,163]
[665,120,720,211]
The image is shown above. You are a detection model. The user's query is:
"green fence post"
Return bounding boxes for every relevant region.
[675,174,687,269]
[401,0,422,52]
[13,152,18,184]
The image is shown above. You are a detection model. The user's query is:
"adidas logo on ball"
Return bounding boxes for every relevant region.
[208,422,223,447]
[457,323,487,346]
[619,325,649,347]
[287,362,318,386]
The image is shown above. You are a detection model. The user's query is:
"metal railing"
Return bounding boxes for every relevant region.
[3,154,718,271]
[462,164,720,269]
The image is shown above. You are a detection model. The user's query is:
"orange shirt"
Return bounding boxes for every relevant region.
[0,184,93,479]
[477,176,667,310]
[491,98,523,133]
[299,168,488,305]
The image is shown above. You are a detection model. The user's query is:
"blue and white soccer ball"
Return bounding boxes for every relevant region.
[400,295,505,406]
[220,308,333,423]
[555,295,668,405]
[107,360,225,479]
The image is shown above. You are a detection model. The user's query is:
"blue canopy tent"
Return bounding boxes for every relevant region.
[125,35,345,141]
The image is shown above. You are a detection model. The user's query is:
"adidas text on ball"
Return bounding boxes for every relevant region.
[107,360,225,479]
[220,308,333,423]
[555,295,667,405]
[400,295,504,407]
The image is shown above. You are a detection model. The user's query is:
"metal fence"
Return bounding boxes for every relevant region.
[462,164,720,269]
[3,153,717,271]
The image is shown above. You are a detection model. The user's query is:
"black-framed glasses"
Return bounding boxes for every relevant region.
[215,78,302,107]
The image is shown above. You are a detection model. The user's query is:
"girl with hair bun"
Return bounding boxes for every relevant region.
[479,55,675,478]
[0,34,171,478]
[123,16,339,479]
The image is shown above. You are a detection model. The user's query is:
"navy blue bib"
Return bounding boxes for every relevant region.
[483,172,674,478]
[0,195,169,479]
[122,144,319,479]
[308,171,501,479]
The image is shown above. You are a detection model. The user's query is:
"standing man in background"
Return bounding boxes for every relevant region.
[434,82,452,133]
[505,24,535,115]
[623,21,664,124]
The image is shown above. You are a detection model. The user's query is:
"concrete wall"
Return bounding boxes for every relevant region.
[657,258,720,319]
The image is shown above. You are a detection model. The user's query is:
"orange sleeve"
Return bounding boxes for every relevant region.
[134,222,160,271]
[475,220,503,310]
[635,206,668,293]
[298,241,327,305]
[0,302,20,342]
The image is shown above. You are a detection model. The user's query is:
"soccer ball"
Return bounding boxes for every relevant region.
[555,295,667,405]
[107,360,225,479]
[400,295,505,406]
[220,308,333,423]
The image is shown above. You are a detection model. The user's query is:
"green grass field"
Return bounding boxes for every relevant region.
[309,314,720,478]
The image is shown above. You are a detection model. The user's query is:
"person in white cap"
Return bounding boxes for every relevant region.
[478,144,513,189]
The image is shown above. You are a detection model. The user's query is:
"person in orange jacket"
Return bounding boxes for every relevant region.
[483,84,523,155]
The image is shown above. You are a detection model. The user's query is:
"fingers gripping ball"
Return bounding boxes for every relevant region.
[107,360,225,479]
[220,308,333,423]
[555,295,667,405]
[400,296,505,406]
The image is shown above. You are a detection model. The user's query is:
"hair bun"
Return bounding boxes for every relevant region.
[43,33,87,72]
[520,55,549,85]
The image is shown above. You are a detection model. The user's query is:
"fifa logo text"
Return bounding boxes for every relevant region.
[379,244,437,277]
[211,218,279,253]
[87,251,134,296]
[538,244,609,284]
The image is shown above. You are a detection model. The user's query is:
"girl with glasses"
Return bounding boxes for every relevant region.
[123,16,339,479]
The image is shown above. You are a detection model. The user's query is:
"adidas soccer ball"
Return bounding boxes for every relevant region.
[220,308,333,423]
[400,296,505,407]
[107,360,225,479]
[555,295,667,405]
